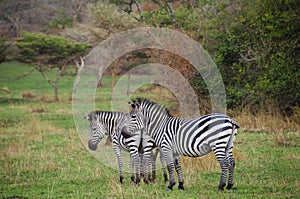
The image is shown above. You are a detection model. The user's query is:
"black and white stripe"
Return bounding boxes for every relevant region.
[86,111,166,184]
[124,98,239,191]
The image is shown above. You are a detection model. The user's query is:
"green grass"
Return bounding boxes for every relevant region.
[1,62,300,198]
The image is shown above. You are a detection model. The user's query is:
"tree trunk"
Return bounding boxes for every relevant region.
[54,83,59,102]
[54,68,63,102]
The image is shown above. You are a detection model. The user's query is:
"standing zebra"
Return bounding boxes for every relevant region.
[123,98,239,191]
[85,111,166,184]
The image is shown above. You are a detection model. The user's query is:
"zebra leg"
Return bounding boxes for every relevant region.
[139,152,144,182]
[166,162,176,191]
[144,160,150,184]
[147,149,155,184]
[163,150,175,191]
[174,154,184,190]
[142,152,150,184]
[150,150,157,182]
[217,157,229,191]
[159,152,168,183]
[226,131,236,190]
[212,144,230,191]
[227,156,236,190]
[131,149,140,185]
[129,156,135,182]
[144,153,151,184]
[113,145,123,183]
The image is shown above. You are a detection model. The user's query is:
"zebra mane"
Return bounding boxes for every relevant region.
[87,111,124,122]
[94,110,124,115]
[132,98,173,117]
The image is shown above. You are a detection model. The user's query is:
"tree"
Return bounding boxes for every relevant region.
[87,1,139,42]
[212,0,300,113]
[16,31,91,101]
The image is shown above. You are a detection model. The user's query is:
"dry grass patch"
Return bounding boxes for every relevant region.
[273,131,299,147]
[284,150,300,161]
[232,108,300,133]
[181,154,219,172]
[41,93,54,103]
[21,91,36,99]
[4,142,26,157]
[1,86,11,94]
[181,148,246,173]
[1,116,72,177]
[17,116,64,144]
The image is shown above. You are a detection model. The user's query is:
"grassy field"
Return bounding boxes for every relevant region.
[1,62,300,198]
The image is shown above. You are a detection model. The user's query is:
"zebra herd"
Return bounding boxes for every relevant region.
[86,98,239,191]
[85,111,168,184]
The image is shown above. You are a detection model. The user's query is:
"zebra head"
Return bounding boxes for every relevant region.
[85,112,107,151]
[123,101,145,136]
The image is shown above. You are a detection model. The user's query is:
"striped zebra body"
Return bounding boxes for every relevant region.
[86,111,164,184]
[125,98,239,191]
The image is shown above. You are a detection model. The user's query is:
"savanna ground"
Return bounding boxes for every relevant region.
[1,62,300,198]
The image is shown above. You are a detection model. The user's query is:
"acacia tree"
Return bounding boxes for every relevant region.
[16,31,91,101]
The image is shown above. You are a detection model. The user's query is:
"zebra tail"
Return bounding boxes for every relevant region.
[225,120,239,157]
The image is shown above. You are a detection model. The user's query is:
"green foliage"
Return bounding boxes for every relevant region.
[49,17,73,29]
[0,62,74,99]
[143,8,173,27]
[15,31,91,101]
[0,37,8,63]
[143,1,299,114]
[16,31,90,67]
[143,5,200,31]
[88,1,139,41]
[214,0,300,113]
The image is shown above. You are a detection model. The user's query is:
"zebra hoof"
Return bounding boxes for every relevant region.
[120,176,123,184]
[143,179,149,185]
[227,183,234,190]
[135,178,141,185]
[130,176,134,182]
[218,182,226,192]
[178,182,184,190]
[166,182,175,191]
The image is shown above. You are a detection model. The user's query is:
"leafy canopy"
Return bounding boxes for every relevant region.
[16,31,91,68]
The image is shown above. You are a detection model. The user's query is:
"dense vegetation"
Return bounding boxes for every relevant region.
[1,0,299,115]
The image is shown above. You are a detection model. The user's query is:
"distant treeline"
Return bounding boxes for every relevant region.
[0,0,299,115]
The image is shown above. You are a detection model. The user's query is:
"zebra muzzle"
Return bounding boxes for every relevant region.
[88,139,97,151]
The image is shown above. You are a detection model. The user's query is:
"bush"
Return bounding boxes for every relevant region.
[0,37,8,63]
[211,0,300,113]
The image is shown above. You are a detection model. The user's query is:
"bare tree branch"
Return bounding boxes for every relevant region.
[72,56,86,93]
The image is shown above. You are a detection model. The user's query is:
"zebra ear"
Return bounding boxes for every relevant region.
[134,101,141,110]
[128,101,136,109]
[85,112,92,121]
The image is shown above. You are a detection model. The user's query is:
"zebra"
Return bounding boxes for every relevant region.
[85,111,167,184]
[123,98,239,191]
